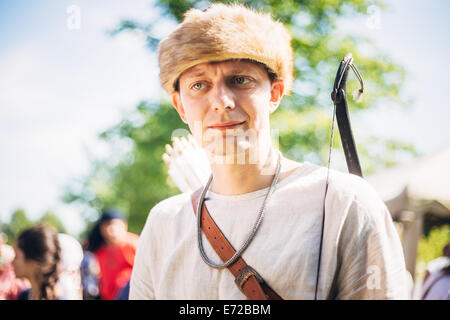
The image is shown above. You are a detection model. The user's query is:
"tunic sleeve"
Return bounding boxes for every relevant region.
[334,183,412,300]
[129,210,156,300]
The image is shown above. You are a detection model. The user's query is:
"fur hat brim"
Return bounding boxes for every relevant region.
[158,3,294,96]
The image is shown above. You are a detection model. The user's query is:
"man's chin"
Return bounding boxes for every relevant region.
[204,138,260,165]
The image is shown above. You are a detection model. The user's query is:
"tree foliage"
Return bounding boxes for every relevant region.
[2,209,34,244]
[64,0,417,235]
[417,224,450,265]
[40,212,67,234]
[1,209,67,245]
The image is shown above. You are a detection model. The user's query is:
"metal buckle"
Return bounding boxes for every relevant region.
[234,265,264,293]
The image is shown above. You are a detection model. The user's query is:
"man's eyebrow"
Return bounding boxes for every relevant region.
[228,68,257,75]
[184,71,206,79]
[184,67,259,79]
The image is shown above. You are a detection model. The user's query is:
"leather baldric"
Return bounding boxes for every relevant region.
[191,188,282,300]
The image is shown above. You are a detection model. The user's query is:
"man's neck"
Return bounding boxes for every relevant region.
[208,146,279,195]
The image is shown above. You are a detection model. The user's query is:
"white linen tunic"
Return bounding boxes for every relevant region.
[130,162,411,299]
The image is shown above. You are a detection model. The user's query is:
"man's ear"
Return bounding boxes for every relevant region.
[269,79,284,114]
[172,91,188,124]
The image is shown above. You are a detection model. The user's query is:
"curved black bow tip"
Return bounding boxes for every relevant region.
[329,53,364,178]
[343,52,354,64]
[332,53,364,104]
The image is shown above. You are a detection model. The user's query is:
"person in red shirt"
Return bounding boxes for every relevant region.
[85,209,139,300]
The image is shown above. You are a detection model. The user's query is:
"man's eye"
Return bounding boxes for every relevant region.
[234,76,250,85]
[191,82,204,90]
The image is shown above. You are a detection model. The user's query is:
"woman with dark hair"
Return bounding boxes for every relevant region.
[84,209,139,300]
[12,224,62,300]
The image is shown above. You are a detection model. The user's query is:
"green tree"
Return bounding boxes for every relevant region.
[417,225,450,265]
[415,224,450,280]
[63,101,186,234]
[64,0,417,235]
[1,209,70,244]
[39,211,67,234]
[2,209,34,244]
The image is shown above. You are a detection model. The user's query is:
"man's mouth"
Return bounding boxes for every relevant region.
[208,121,245,130]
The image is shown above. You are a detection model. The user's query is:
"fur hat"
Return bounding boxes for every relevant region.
[158,3,294,95]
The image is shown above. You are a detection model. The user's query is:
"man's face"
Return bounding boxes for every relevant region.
[172,60,283,164]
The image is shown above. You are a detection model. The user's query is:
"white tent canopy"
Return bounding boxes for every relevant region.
[367,146,450,217]
[366,146,450,278]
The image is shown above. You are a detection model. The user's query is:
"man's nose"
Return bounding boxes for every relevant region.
[210,81,235,112]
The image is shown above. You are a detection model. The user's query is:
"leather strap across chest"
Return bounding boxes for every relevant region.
[191,188,282,300]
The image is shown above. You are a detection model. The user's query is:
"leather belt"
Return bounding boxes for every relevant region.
[191,188,282,300]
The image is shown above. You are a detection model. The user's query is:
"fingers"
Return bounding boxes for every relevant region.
[162,153,171,165]
[162,134,200,163]
[163,134,207,192]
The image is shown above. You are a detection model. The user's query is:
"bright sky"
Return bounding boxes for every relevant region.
[1,0,449,236]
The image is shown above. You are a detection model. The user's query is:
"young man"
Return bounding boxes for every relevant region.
[130,3,410,299]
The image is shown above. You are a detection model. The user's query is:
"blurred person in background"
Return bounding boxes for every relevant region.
[57,233,84,300]
[85,209,139,300]
[80,250,101,300]
[12,224,63,300]
[421,241,450,300]
[422,242,450,284]
[0,230,30,300]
